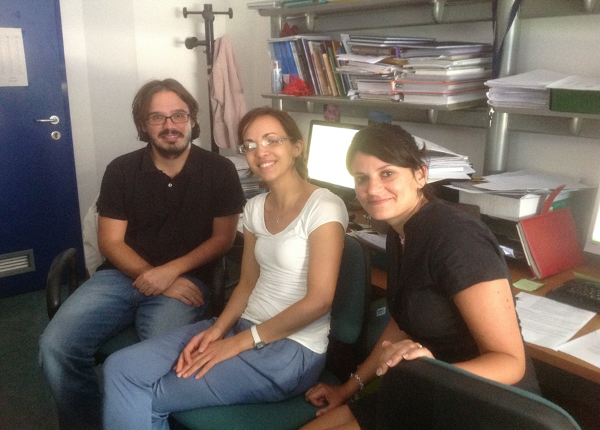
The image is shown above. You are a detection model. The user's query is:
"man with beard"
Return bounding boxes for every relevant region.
[39,79,245,430]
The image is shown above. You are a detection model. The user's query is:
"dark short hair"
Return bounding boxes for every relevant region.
[237,107,308,180]
[346,122,433,199]
[132,79,200,143]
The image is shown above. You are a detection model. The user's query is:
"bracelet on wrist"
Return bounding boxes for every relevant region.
[350,372,365,391]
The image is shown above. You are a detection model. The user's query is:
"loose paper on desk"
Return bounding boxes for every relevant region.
[468,170,589,193]
[557,329,600,368]
[514,292,596,350]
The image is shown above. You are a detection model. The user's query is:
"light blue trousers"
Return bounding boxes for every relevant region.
[103,318,326,430]
[38,269,209,430]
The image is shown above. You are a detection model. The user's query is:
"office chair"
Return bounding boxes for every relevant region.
[45,200,230,361]
[45,247,228,360]
[170,234,371,430]
[375,357,581,430]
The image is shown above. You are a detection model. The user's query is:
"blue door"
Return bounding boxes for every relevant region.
[0,0,84,296]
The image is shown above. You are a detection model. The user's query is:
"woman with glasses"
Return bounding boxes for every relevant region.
[103,107,349,429]
[301,122,539,430]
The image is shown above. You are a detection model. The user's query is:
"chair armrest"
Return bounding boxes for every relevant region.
[46,248,79,320]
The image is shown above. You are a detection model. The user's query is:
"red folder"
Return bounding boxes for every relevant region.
[516,185,585,279]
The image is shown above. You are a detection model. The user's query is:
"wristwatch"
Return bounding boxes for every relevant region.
[250,325,266,350]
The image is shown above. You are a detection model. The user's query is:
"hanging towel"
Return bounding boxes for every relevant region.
[209,35,247,150]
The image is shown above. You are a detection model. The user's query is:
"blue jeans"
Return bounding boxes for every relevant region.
[103,318,326,430]
[38,269,209,430]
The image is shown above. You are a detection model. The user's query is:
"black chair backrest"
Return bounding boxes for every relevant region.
[377,357,581,430]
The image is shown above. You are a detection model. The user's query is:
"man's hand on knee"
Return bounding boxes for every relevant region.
[133,266,178,296]
[163,277,205,307]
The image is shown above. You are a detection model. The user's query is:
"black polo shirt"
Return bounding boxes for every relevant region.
[96,143,245,283]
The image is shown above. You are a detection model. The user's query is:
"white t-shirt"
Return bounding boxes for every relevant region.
[241,188,349,353]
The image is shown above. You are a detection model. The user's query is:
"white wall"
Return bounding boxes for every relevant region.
[509,14,600,186]
[59,1,600,224]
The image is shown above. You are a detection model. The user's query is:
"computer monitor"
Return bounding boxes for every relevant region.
[306,120,364,205]
[584,185,600,256]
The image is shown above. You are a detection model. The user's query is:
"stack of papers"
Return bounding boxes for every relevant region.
[515,292,600,368]
[415,136,475,181]
[338,36,492,104]
[335,53,404,101]
[485,69,569,109]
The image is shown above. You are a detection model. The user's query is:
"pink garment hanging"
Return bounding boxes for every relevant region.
[209,35,247,150]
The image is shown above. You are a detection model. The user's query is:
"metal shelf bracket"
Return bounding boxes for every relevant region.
[583,0,598,13]
[427,109,439,124]
[305,13,315,32]
[432,0,446,23]
[570,117,583,136]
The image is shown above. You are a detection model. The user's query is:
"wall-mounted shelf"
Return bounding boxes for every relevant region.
[260,0,492,32]
[495,107,600,138]
[262,93,489,127]
[258,0,600,33]
[252,0,600,173]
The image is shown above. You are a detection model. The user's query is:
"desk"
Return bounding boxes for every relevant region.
[509,261,600,385]
[243,211,600,384]
[369,261,600,385]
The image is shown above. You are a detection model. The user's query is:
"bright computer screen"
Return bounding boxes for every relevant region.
[584,185,600,256]
[306,120,363,203]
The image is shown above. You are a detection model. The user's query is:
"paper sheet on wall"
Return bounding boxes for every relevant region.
[0,27,28,87]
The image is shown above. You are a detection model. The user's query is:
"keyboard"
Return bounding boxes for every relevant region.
[546,278,600,314]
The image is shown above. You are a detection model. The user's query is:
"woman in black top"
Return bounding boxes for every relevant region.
[302,122,538,430]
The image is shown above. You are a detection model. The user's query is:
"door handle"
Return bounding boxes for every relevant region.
[36,115,60,125]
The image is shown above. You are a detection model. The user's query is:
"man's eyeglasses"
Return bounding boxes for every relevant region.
[147,113,190,126]
[238,134,290,154]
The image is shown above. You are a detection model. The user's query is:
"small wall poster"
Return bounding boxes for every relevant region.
[0,27,29,87]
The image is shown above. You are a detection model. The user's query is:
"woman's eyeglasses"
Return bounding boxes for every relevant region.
[238,134,290,154]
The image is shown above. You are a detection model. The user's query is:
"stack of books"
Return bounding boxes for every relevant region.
[339,34,432,100]
[345,34,435,57]
[335,53,404,100]
[391,77,489,104]
[393,41,492,105]
[267,35,349,96]
[334,36,492,104]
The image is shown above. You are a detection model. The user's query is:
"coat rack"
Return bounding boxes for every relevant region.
[184,4,234,152]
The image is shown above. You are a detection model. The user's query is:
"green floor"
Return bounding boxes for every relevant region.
[0,289,59,430]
